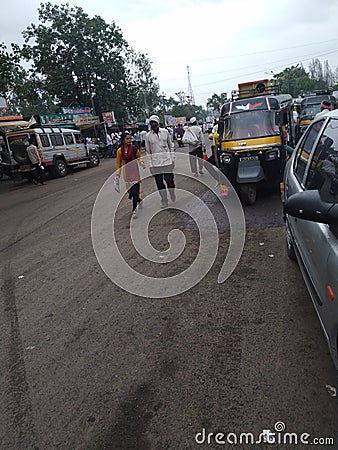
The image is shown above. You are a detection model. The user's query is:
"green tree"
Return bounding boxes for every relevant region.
[0,43,31,114]
[20,2,129,118]
[308,58,336,90]
[14,2,159,121]
[274,65,316,97]
[125,52,160,122]
[206,92,228,112]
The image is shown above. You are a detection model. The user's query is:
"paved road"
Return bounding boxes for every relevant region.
[0,150,337,449]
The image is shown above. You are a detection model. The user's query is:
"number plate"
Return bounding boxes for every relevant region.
[239,155,259,161]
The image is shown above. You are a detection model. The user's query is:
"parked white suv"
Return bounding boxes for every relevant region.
[0,126,100,180]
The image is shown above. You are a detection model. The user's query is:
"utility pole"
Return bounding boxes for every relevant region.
[187,65,195,105]
[85,71,96,116]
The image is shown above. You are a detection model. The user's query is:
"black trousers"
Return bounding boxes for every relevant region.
[33,163,45,184]
[128,183,140,211]
[151,165,175,201]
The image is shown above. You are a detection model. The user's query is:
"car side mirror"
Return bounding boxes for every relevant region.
[284,190,338,224]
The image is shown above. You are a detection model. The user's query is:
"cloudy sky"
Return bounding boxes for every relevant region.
[2,0,338,106]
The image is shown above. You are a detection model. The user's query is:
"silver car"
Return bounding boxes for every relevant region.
[282,109,338,371]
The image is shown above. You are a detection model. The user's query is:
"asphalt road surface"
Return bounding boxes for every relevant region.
[0,146,337,450]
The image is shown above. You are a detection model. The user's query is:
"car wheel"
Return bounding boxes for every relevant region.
[286,223,296,261]
[54,159,67,177]
[87,153,100,167]
[240,184,257,205]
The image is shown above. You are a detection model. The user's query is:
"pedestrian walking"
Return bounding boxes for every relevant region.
[140,129,147,149]
[116,132,145,218]
[145,114,176,208]
[133,130,142,151]
[205,123,222,186]
[26,137,46,185]
[184,117,205,176]
[106,133,113,158]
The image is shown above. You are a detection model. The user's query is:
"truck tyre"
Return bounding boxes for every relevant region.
[54,159,67,177]
[87,153,100,167]
[240,184,257,205]
[12,144,30,165]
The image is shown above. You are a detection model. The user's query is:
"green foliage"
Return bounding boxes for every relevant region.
[170,103,204,121]
[0,2,160,120]
[274,60,338,97]
[206,92,228,111]
[2,3,337,120]
[21,3,130,118]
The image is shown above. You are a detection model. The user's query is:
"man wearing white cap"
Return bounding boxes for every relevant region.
[145,114,176,208]
[186,117,205,176]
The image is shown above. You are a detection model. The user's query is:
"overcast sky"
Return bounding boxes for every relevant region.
[2,0,338,107]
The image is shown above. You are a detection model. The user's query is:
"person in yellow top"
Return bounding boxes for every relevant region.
[205,121,221,186]
[116,132,145,218]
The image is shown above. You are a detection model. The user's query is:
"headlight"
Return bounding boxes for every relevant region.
[221,154,231,164]
[265,150,279,161]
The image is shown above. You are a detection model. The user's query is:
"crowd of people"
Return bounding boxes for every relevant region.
[114,115,221,218]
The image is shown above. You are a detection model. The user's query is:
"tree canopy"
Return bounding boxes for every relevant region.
[1,2,160,121]
[273,60,338,97]
[0,3,337,122]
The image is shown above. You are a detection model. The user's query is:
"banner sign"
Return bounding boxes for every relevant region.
[62,107,93,115]
[165,115,186,126]
[40,114,74,125]
[102,111,116,123]
[164,115,176,126]
[74,115,100,126]
[176,116,186,125]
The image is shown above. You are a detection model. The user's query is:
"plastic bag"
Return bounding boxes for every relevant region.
[114,177,120,193]
[182,128,198,146]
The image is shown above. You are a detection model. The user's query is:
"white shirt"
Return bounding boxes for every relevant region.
[140,130,147,140]
[188,124,205,150]
[145,128,174,167]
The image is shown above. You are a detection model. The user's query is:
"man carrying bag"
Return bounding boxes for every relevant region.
[183,117,205,176]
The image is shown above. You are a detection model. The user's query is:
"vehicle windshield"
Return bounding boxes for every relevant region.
[300,105,321,120]
[222,111,280,141]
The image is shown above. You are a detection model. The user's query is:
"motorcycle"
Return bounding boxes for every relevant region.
[97,141,108,158]
[176,135,184,148]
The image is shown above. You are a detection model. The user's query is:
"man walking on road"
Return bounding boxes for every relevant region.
[26,137,46,185]
[186,117,205,176]
[145,114,176,208]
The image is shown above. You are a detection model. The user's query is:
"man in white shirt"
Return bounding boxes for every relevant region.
[145,114,175,208]
[315,100,332,119]
[187,117,205,176]
[140,129,147,149]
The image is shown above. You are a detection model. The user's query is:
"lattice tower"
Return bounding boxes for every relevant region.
[187,65,195,105]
